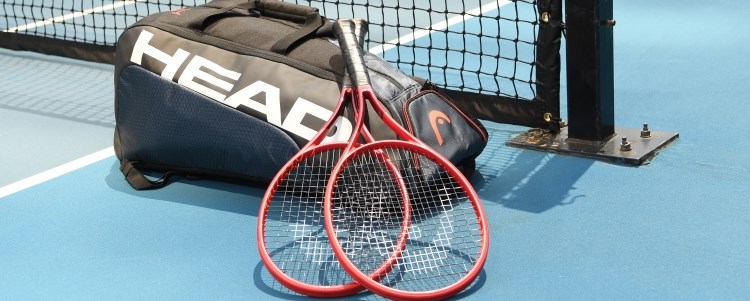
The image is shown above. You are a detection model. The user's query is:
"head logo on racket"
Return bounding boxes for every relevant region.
[429,110,451,145]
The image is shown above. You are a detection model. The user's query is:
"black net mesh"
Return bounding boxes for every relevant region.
[1,0,544,114]
[290,0,539,100]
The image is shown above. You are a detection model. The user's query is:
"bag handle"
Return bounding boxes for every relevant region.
[256,0,319,24]
[120,159,176,190]
[190,0,326,54]
[185,1,257,31]
[261,1,326,54]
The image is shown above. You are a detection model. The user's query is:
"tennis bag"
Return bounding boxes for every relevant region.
[114,0,488,190]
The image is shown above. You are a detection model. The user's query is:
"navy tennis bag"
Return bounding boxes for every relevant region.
[114,0,488,189]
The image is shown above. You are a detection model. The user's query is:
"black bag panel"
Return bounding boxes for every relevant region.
[402,91,489,165]
[348,53,423,141]
[364,53,423,121]
[115,65,299,182]
[365,54,423,98]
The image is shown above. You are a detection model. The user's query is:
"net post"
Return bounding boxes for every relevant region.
[508,0,679,165]
[565,0,615,141]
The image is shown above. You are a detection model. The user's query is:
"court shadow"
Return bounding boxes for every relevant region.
[104,126,594,217]
[104,161,265,217]
[470,126,594,213]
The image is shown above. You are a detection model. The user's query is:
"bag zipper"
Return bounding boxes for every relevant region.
[135,22,339,82]
[131,21,408,91]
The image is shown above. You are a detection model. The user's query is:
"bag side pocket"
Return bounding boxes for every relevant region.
[402,90,488,172]
[116,65,300,187]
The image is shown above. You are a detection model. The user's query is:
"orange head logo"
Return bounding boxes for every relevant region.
[170,7,191,15]
[429,110,451,145]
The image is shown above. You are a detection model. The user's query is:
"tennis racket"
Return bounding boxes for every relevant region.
[256,21,370,297]
[325,19,490,301]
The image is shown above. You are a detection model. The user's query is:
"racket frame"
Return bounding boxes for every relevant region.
[324,18,490,301]
[257,22,369,297]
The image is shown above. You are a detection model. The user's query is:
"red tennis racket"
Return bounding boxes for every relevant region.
[325,19,490,301]
[256,22,370,297]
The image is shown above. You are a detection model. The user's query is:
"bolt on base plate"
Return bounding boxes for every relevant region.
[507,127,679,166]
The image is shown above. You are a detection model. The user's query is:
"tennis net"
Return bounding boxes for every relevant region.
[1,0,563,127]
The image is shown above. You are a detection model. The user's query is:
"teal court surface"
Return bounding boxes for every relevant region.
[1,0,750,300]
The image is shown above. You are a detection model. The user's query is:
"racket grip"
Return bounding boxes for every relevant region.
[333,19,370,87]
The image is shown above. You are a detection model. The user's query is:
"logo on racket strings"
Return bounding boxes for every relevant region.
[429,110,451,145]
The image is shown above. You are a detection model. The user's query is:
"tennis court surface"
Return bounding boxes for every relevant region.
[2,0,750,300]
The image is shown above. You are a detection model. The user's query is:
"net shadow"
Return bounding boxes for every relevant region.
[0,50,115,127]
[471,124,594,213]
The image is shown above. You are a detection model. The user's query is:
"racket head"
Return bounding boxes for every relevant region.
[325,139,489,300]
[257,87,360,297]
[258,141,363,297]
[322,139,413,285]
[257,19,370,297]
[327,18,489,300]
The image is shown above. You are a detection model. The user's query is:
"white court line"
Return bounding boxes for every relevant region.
[369,0,511,54]
[0,147,115,199]
[2,0,144,33]
[1,1,134,197]
[3,0,505,54]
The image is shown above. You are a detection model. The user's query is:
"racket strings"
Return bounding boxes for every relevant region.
[331,153,406,273]
[264,148,355,287]
[331,146,484,293]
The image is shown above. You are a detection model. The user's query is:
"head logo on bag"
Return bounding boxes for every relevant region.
[429,110,451,145]
[128,29,353,144]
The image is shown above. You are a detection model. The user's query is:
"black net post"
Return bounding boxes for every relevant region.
[509,0,678,165]
[564,0,615,141]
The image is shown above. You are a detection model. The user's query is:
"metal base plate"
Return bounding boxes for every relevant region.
[507,127,679,166]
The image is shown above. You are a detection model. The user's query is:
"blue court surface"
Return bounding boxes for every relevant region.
[2,0,750,300]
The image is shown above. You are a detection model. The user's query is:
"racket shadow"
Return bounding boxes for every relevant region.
[380,237,489,296]
[252,259,382,301]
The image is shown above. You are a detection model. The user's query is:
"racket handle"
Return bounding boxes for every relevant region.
[340,19,367,88]
[350,19,367,49]
[333,19,370,87]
